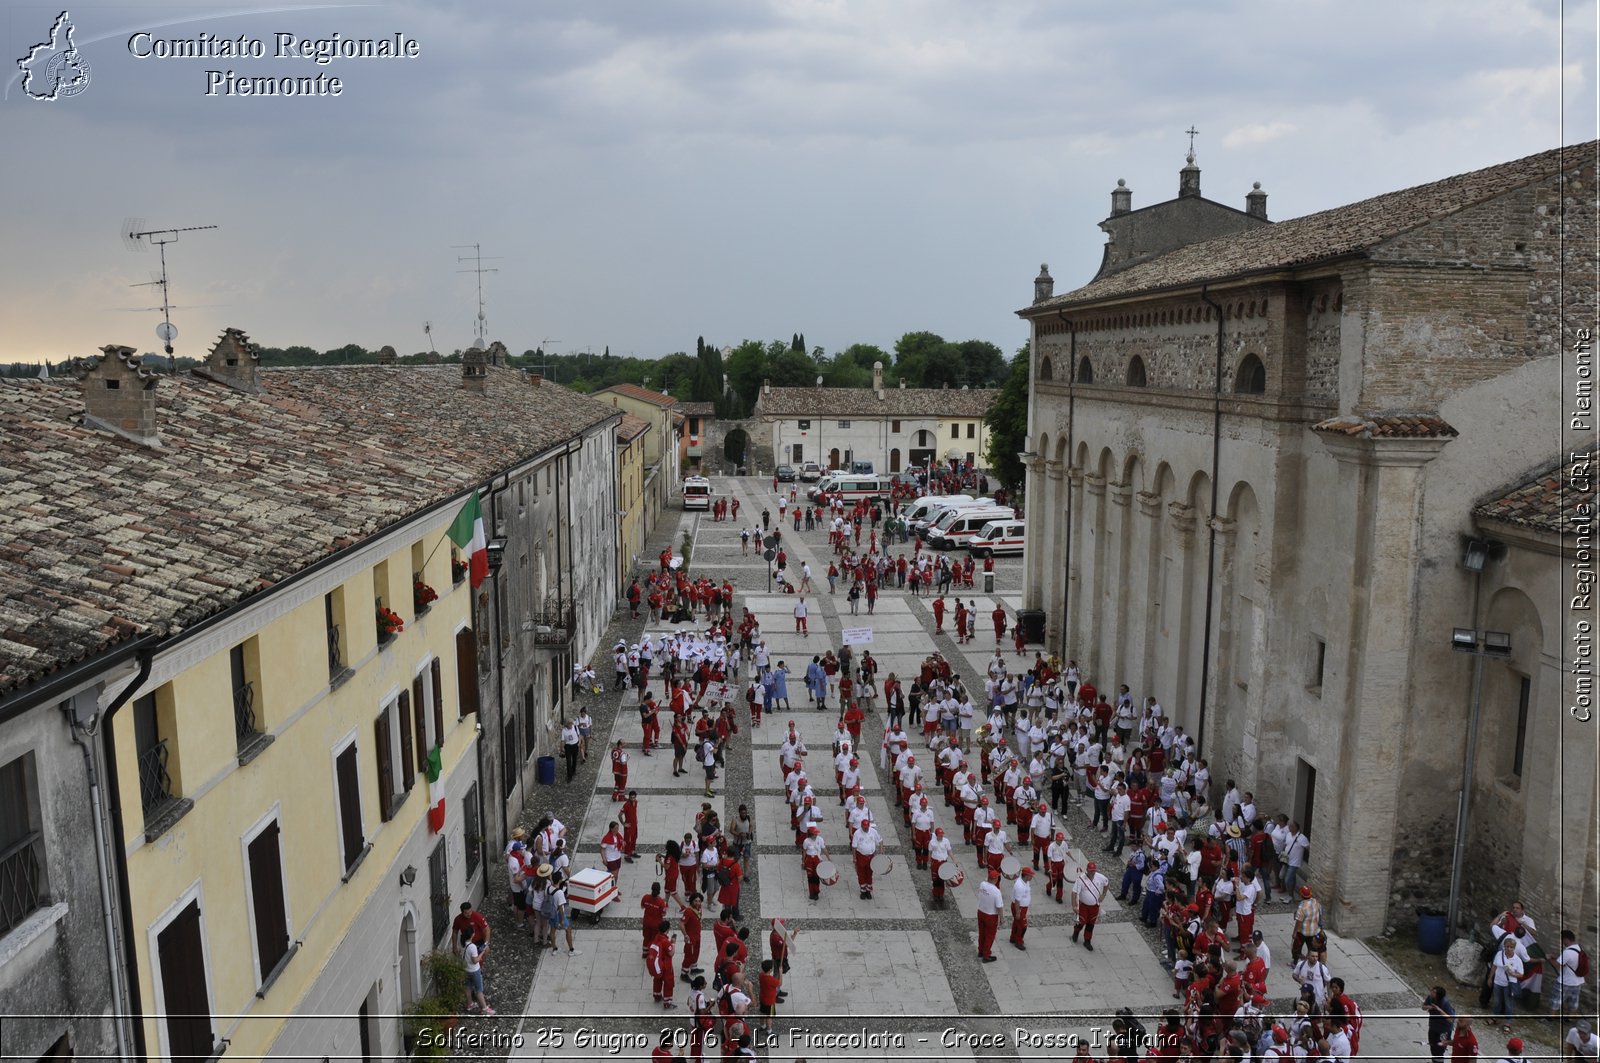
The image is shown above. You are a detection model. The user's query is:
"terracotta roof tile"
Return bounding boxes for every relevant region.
[757,386,999,419]
[616,413,652,443]
[1473,448,1597,533]
[1028,141,1593,309]
[1311,413,1460,439]
[0,364,619,697]
[598,382,679,408]
[678,401,717,416]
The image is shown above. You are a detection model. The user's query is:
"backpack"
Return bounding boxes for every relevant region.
[1575,945,1591,979]
[1258,832,1276,864]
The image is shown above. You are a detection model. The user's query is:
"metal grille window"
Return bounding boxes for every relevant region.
[0,753,46,937]
[134,693,175,815]
[231,643,261,750]
[463,783,481,880]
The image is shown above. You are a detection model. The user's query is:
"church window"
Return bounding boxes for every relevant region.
[1075,357,1094,384]
[1038,356,1053,381]
[1126,357,1147,388]
[1234,355,1266,395]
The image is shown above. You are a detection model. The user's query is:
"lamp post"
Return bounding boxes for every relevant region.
[1446,623,1512,934]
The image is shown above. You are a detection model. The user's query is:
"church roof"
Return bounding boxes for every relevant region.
[757,386,999,419]
[1030,141,1594,309]
[1472,447,1597,534]
[0,365,618,699]
[1311,413,1459,439]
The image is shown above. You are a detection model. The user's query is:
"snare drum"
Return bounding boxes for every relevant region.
[938,863,965,888]
[870,853,893,875]
[816,860,840,886]
[999,855,1022,880]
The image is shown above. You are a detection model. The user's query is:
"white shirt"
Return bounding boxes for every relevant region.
[1110,793,1131,822]
[1284,832,1309,867]
[1236,878,1261,916]
[1556,943,1587,986]
[928,835,953,862]
[976,880,1004,916]
[561,724,579,746]
[1046,839,1069,864]
[912,807,935,832]
[851,826,882,856]
[464,940,483,973]
[1073,871,1108,906]
[1011,878,1032,908]
[801,834,827,860]
[985,827,1009,855]
[1031,811,1053,839]
[794,600,807,618]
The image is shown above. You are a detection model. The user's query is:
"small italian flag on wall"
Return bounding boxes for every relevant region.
[449,492,488,588]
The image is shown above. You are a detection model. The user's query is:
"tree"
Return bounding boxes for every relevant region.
[984,343,1032,493]
[955,339,1007,387]
[920,344,968,389]
[893,330,946,386]
[767,348,818,387]
[724,340,767,415]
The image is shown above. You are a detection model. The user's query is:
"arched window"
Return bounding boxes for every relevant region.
[1234,354,1266,394]
[1038,356,1053,381]
[1126,356,1147,387]
[1076,357,1094,384]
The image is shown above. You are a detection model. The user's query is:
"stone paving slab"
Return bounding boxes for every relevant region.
[754,742,886,793]
[971,921,1175,1012]
[575,791,724,847]
[776,929,957,1016]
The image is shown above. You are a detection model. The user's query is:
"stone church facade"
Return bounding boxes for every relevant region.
[1019,143,1596,938]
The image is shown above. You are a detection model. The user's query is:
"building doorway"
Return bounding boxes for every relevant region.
[1294,758,1316,839]
[890,448,901,472]
[828,448,841,470]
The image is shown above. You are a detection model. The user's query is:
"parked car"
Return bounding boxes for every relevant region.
[775,464,797,482]
[967,518,1026,557]
[800,461,823,482]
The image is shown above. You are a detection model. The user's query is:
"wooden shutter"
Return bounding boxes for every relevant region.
[455,629,479,717]
[247,821,290,980]
[373,713,394,823]
[398,691,415,793]
[431,659,446,745]
[413,676,429,774]
[157,901,214,1063]
[336,745,363,869]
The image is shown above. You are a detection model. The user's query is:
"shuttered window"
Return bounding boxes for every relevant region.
[431,659,446,744]
[157,901,214,1063]
[456,629,479,717]
[397,690,416,794]
[335,745,363,872]
[413,676,429,774]
[247,821,290,982]
[373,713,395,822]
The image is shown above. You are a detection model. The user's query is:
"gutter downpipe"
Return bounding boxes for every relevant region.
[1059,309,1075,661]
[84,636,157,1063]
[1196,286,1226,756]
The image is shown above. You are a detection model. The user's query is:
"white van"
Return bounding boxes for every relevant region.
[812,474,890,505]
[683,476,712,511]
[912,495,995,535]
[927,506,1015,550]
[967,519,1026,558]
[901,494,972,527]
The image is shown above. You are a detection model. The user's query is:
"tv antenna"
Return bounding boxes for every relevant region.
[122,219,218,358]
[424,321,437,356]
[453,243,501,349]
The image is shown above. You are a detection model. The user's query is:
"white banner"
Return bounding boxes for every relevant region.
[841,627,874,646]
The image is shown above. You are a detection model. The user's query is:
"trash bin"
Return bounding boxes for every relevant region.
[1019,609,1046,644]
[536,755,557,786]
[1417,908,1447,955]
[983,571,995,594]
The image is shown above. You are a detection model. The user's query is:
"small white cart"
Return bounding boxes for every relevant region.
[568,866,619,924]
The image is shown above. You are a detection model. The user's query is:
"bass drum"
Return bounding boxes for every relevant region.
[815,860,840,886]
[938,863,965,888]
[999,855,1022,880]
[870,853,893,875]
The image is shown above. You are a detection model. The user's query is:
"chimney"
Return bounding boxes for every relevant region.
[194,327,261,393]
[1179,152,1201,198]
[1109,179,1132,216]
[376,344,397,366]
[872,361,884,392]
[487,341,509,367]
[462,347,488,393]
[1245,181,1268,220]
[77,345,162,446]
[527,371,542,388]
[763,379,771,396]
[898,379,905,389]
[1034,263,1054,303]
[424,350,442,364]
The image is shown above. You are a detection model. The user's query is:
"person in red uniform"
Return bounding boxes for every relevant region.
[647,927,678,1008]
[610,739,629,801]
[976,866,1004,962]
[641,882,669,957]
[641,693,661,753]
[716,855,743,919]
[674,891,704,977]
[992,605,1007,644]
[1013,619,1027,657]
[1071,861,1108,951]
[651,1031,679,1063]
[1009,866,1035,949]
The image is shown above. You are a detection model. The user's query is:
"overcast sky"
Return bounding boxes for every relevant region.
[4,0,1594,365]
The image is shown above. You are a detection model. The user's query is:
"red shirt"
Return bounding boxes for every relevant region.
[642,894,668,933]
[451,909,488,944]
[759,971,780,1006]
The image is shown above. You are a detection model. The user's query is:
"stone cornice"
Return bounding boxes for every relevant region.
[1136,491,1163,517]
[1316,431,1453,469]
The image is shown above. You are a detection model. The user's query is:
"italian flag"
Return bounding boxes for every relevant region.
[448,492,488,588]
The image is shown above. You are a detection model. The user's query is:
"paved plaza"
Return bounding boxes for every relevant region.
[513,475,1428,1060]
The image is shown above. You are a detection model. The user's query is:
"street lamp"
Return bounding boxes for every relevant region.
[1445,624,1513,934]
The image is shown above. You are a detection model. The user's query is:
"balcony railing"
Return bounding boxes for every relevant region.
[327,624,344,676]
[532,595,577,650]
[0,831,44,937]
[138,739,175,815]
[233,681,258,744]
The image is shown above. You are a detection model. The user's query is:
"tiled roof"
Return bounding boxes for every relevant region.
[1311,413,1460,439]
[1029,142,1593,309]
[757,386,1000,419]
[599,382,679,408]
[616,413,652,443]
[0,363,619,698]
[678,401,717,417]
[1473,448,1597,533]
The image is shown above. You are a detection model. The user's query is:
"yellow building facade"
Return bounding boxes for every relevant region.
[615,413,650,581]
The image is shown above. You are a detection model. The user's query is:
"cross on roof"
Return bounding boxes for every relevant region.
[1186,126,1199,154]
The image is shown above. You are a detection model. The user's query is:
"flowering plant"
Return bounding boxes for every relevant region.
[451,558,469,583]
[414,580,439,611]
[377,606,406,638]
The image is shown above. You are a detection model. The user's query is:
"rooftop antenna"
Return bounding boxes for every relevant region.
[533,338,560,380]
[122,219,218,365]
[453,243,501,349]
[424,321,437,357]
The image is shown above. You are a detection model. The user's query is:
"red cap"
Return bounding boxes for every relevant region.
[1300,886,1312,898]
[1086,861,1097,871]
[1272,1028,1289,1045]
[1508,1040,1524,1054]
